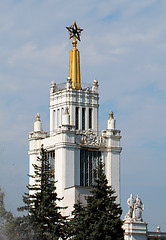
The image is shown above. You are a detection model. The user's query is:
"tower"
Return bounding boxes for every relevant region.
[28,22,122,216]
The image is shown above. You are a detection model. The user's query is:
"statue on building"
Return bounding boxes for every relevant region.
[124,194,144,222]
[109,110,114,121]
[64,107,69,115]
[133,195,144,222]
[125,194,135,219]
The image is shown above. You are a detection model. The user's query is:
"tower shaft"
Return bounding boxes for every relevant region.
[69,38,81,89]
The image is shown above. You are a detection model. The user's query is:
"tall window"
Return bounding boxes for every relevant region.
[46,151,55,179]
[82,108,85,130]
[80,150,101,186]
[89,108,92,129]
[76,107,79,130]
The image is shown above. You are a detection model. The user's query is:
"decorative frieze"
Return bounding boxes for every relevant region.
[81,129,105,147]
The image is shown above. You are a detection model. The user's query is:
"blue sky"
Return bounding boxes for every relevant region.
[0,0,166,231]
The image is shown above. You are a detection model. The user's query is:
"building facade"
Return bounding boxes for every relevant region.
[28,22,122,216]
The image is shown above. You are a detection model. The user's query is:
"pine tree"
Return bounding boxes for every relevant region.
[19,145,67,240]
[0,187,14,240]
[69,199,90,240]
[6,215,35,240]
[0,187,32,240]
[69,159,124,240]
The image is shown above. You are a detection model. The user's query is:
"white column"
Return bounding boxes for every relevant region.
[79,106,82,130]
[104,130,122,204]
[53,110,55,132]
[85,107,89,130]
[111,153,120,203]
[92,108,95,132]
[50,110,53,133]
[70,105,75,126]
[97,107,99,132]
[55,109,58,129]
[61,108,64,125]
[60,108,62,126]
[92,107,98,132]
[57,109,60,128]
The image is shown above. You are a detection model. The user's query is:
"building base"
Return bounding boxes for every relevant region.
[123,219,148,240]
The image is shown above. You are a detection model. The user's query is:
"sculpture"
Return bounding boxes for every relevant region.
[125,194,144,222]
[125,194,134,219]
[81,129,105,147]
[64,107,69,115]
[109,111,114,121]
[36,113,41,122]
[133,195,144,221]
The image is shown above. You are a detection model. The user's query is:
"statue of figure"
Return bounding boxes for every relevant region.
[65,107,69,115]
[125,194,135,219]
[36,113,40,122]
[109,111,114,121]
[133,195,144,221]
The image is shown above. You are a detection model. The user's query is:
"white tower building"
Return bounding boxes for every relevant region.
[28,22,122,216]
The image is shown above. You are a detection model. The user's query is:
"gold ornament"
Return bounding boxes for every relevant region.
[66,21,83,41]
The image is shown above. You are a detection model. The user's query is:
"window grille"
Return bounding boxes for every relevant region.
[80,150,101,186]
[76,107,79,130]
[82,108,85,130]
[46,151,55,180]
[89,108,92,129]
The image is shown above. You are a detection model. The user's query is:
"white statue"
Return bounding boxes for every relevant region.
[109,110,114,121]
[64,107,69,115]
[125,194,135,219]
[125,194,144,222]
[133,195,144,222]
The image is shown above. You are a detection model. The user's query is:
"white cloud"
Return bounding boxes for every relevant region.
[109,47,129,55]
[8,41,67,67]
[0,0,166,228]
[136,63,166,73]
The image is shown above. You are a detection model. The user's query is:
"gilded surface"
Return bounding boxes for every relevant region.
[66,21,83,90]
[66,21,83,41]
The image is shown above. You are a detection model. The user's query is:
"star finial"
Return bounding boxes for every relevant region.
[66,21,83,41]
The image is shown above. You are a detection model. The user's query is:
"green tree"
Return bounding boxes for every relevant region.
[69,159,124,240]
[0,187,14,240]
[69,199,89,240]
[19,145,67,240]
[6,215,35,240]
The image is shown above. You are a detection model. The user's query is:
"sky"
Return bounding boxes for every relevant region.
[0,0,166,231]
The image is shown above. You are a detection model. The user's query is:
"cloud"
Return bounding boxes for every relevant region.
[109,47,129,55]
[0,0,166,228]
[136,63,166,73]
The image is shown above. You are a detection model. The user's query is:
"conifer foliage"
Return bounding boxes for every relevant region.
[69,200,89,239]
[70,159,124,240]
[19,145,66,240]
[0,187,14,239]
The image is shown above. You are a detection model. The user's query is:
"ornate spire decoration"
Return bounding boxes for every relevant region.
[66,21,83,41]
[66,21,83,90]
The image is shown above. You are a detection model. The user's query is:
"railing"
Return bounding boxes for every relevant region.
[148,231,166,239]
[45,128,102,137]
[45,128,120,138]
[54,82,93,91]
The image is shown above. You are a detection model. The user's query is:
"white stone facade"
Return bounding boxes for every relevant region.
[123,220,166,240]
[29,78,122,216]
[123,220,148,240]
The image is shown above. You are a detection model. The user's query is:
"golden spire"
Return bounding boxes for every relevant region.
[66,21,83,89]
